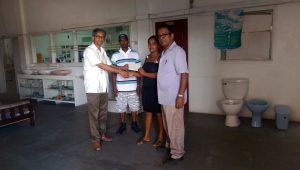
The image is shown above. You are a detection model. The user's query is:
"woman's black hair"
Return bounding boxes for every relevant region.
[148,35,162,53]
[148,35,159,44]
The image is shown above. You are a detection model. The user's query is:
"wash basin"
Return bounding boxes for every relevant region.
[246,99,270,127]
[246,99,269,113]
[38,68,56,75]
[51,69,72,76]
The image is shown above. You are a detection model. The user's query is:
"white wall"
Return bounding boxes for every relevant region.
[188,2,300,121]
[149,0,188,14]
[0,0,22,36]
[23,0,137,33]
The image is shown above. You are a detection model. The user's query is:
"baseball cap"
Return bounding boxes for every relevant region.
[118,34,128,41]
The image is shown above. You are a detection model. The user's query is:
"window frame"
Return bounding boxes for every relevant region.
[30,24,131,66]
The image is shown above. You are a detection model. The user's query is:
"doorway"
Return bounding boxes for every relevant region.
[155,19,189,112]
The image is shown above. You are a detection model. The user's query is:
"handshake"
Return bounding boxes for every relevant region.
[117,64,144,78]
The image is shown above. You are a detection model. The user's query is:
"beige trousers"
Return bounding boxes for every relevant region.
[86,93,108,142]
[162,105,185,159]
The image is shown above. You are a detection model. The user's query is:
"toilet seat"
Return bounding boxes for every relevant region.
[222,99,243,105]
[221,99,243,114]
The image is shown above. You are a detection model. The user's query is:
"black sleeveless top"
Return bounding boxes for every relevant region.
[142,61,159,87]
[141,56,161,113]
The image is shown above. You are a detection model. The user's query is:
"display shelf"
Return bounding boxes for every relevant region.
[43,79,74,103]
[17,74,86,106]
[18,78,44,99]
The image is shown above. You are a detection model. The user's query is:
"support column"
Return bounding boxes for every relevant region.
[135,0,151,61]
[18,0,32,67]
[0,40,7,93]
[135,16,151,61]
[72,30,79,63]
[49,33,56,63]
[30,35,36,63]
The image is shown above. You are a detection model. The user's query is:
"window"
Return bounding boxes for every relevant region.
[103,25,130,58]
[76,29,92,62]
[32,34,50,63]
[54,32,74,63]
[31,25,130,64]
[76,25,130,61]
[221,9,273,61]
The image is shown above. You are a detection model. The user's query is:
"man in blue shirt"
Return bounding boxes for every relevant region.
[157,25,189,164]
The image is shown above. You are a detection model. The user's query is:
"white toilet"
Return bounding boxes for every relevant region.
[221,78,249,127]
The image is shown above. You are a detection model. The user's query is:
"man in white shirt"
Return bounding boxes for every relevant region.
[83,28,128,151]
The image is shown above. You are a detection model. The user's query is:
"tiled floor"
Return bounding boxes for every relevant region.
[0,102,300,170]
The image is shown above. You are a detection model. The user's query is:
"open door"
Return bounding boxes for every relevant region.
[155,19,189,112]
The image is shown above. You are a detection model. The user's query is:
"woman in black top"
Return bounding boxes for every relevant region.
[136,36,164,147]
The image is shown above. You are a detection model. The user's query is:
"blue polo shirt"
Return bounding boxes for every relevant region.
[157,42,189,105]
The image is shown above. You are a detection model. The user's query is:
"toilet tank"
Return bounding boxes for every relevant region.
[222,78,249,99]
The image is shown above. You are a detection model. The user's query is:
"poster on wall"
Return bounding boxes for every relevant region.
[214,9,244,49]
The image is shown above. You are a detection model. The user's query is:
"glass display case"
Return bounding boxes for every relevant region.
[19,79,44,99]
[44,79,74,102]
[17,74,87,106]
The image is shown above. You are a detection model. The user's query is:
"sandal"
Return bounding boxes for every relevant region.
[152,138,164,148]
[101,135,113,142]
[92,141,102,151]
[136,137,150,146]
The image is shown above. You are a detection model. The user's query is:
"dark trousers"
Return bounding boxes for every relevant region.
[86,93,108,142]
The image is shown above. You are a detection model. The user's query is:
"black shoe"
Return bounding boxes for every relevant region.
[116,122,126,134]
[155,146,170,153]
[162,156,184,165]
[131,122,141,133]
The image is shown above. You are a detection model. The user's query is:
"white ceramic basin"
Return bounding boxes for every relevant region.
[38,69,55,75]
[51,69,72,76]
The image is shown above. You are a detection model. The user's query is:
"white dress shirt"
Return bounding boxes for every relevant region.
[83,43,112,93]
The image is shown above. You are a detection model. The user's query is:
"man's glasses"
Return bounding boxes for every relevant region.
[157,33,171,39]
